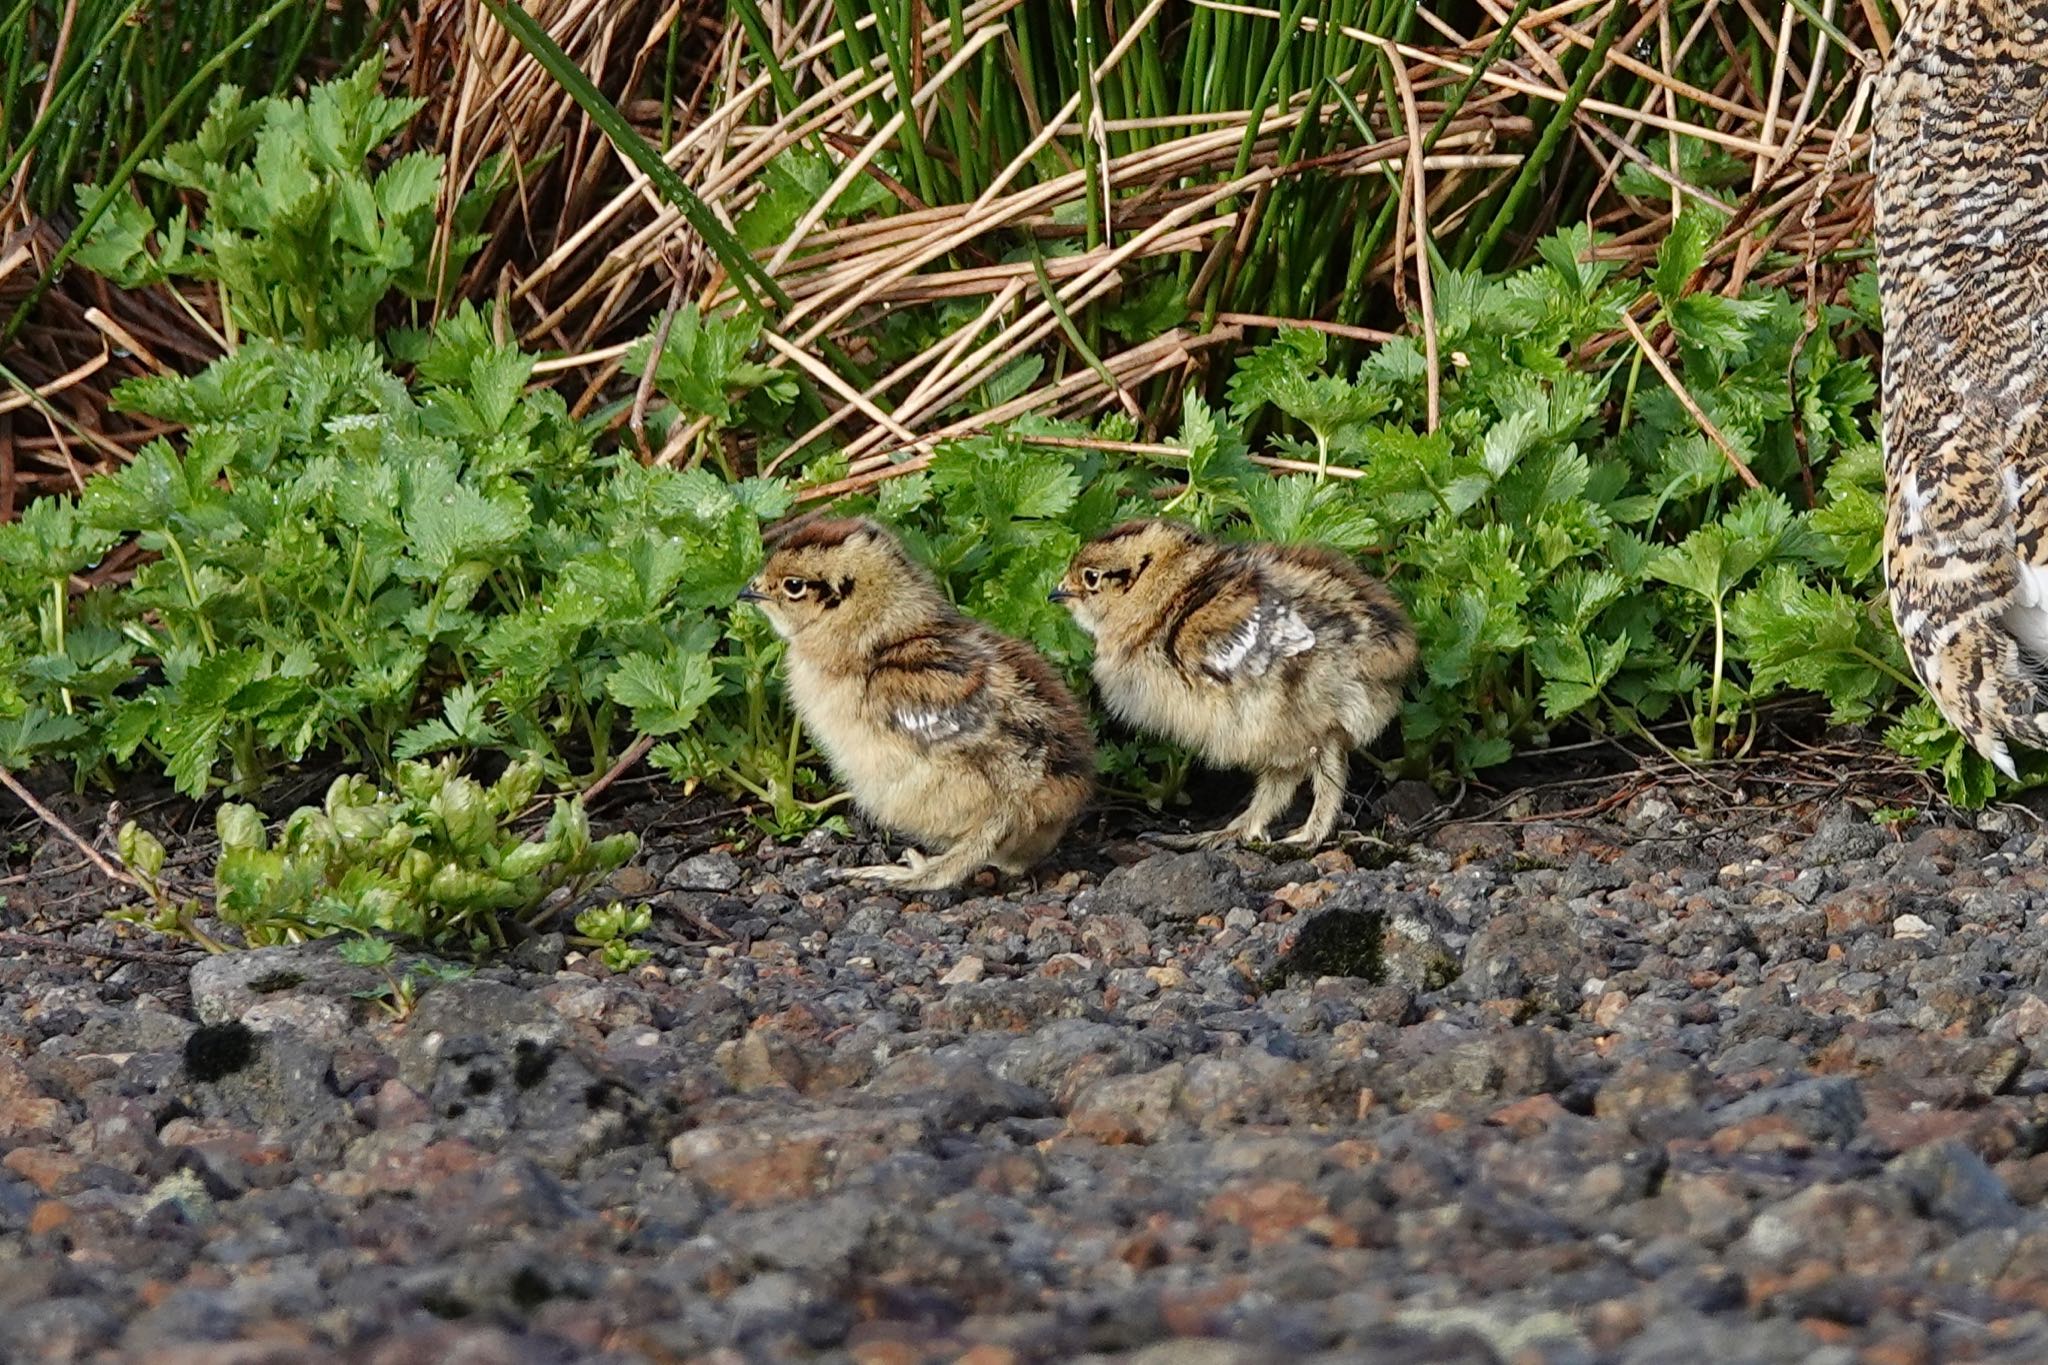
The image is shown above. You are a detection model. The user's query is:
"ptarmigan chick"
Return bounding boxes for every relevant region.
[1054,519,1415,848]
[743,517,1094,889]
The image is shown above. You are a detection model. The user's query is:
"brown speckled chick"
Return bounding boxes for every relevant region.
[1054,519,1415,849]
[743,518,1094,889]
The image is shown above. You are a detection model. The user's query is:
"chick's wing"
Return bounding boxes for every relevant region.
[867,630,997,748]
[1195,587,1317,683]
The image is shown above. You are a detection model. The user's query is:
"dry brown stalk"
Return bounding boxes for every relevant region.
[1,0,1878,528]
[1616,307,1761,490]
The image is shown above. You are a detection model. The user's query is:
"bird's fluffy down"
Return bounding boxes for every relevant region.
[1055,518,1416,848]
[746,517,1094,889]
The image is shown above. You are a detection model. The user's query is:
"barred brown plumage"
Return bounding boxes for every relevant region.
[744,518,1094,889]
[1054,519,1416,849]
[1875,0,2048,778]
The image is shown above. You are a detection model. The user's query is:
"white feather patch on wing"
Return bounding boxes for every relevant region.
[1900,470,1933,538]
[1202,597,1317,680]
[2005,560,2048,662]
[892,704,976,744]
[1988,737,2019,782]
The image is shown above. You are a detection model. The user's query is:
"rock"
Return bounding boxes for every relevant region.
[1989,994,2048,1041]
[674,851,745,891]
[922,978,1093,1032]
[240,994,355,1046]
[727,1190,883,1273]
[1067,1064,1184,1144]
[989,1019,1170,1104]
[1377,901,1461,994]
[717,1028,811,1093]
[861,1052,1047,1128]
[1890,1141,2022,1233]
[1595,1053,1709,1139]
[1462,906,1601,1012]
[1271,908,1386,985]
[1205,1179,1335,1247]
[1079,913,1151,964]
[1709,1077,1865,1148]
[188,946,384,1025]
[1803,807,1889,864]
[1088,851,1247,926]
[27,777,2048,1360]
[1393,1028,1563,1110]
[0,1054,67,1140]
[508,933,568,975]
[397,980,565,1095]
[3,1298,121,1359]
[668,1104,935,1205]
[191,1027,356,1154]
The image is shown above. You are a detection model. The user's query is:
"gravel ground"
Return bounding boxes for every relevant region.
[7,770,2048,1363]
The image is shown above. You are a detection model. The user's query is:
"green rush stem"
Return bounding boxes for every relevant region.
[3,0,304,345]
[0,0,150,198]
[659,14,681,146]
[1464,0,1627,271]
[478,0,788,318]
[1345,0,1532,299]
[1203,0,1317,330]
[939,0,978,193]
[0,0,33,143]
[828,0,891,129]
[1705,596,1726,754]
[50,578,73,715]
[1074,0,1104,251]
[728,0,807,129]
[881,0,941,204]
[1029,243,1122,399]
[160,534,216,654]
[1854,649,1920,693]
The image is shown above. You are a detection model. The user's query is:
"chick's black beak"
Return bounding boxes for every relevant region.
[1048,586,1074,604]
[738,586,766,603]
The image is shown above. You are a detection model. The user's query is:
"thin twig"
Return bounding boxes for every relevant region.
[0,768,140,890]
[630,265,690,461]
[1391,60,1441,433]
[0,929,199,967]
[1215,312,1398,343]
[1616,308,1761,488]
[583,732,659,805]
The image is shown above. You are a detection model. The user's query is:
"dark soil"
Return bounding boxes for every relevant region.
[8,756,2048,1363]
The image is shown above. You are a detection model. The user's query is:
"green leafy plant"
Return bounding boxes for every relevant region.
[2,64,810,804]
[8,58,1987,840]
[572,901,653,973]
[852,223,1904,795]
[339,935,474,1020]
[113,760,637,953]
[117,820,222,954]
[75,59,507,348]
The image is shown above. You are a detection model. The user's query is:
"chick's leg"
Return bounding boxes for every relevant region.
[842,817,1012,891]
[1152,766,1305,849]
[1280,742,1350,848]
[1223,764,1310,844]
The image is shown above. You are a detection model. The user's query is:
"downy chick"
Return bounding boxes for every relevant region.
[1054,518,1415,848]
[743,518,1094,889]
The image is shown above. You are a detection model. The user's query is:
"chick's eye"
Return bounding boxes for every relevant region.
[781,577,806,598]
[1082,568,1101,590]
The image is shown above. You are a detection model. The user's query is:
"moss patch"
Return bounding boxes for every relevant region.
[1265,908,1386,989]
[184,1021,259,1082]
